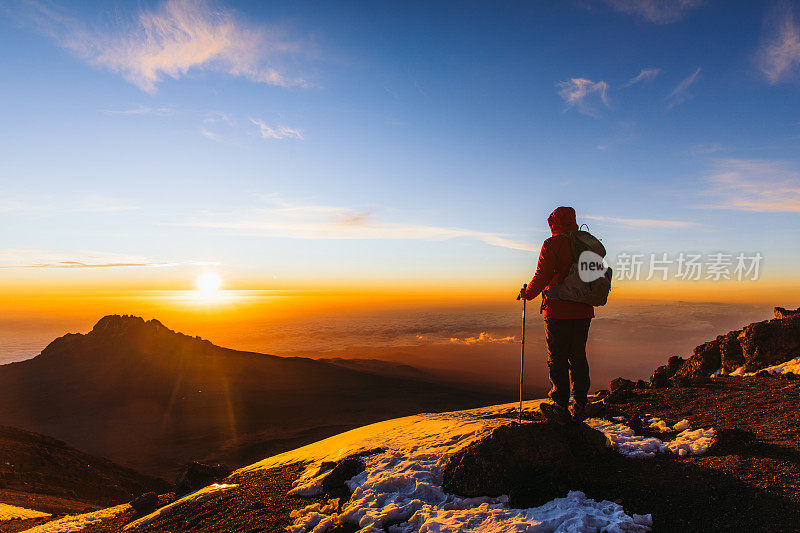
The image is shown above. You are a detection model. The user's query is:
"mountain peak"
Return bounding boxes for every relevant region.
[90,315,170,337]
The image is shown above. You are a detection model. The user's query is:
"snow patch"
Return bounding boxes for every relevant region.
[0,503,50,521]
[400,491,652,533]
[647,418,671,433]
[242,400,651,532]
[586,418,714,458]
[123,484,238,530]
[664,428,716,457]
[21,504,129,533]
[672,419,691,432]
[729,356,800,377]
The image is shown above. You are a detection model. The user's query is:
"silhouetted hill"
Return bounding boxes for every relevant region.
[0,315,505,478]
[0,424,169,519]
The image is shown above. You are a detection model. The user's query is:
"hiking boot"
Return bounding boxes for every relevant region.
[569,402,586,422]
[540,402,571,425]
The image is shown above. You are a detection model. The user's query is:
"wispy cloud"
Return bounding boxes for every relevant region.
[0,195,138,215]
[0,250,217,269]
[200,128,221,141]
[666,66,701,107]
[584,215,700,229]
[701,158,800,212]
[249,118,303,140]
[10,0,309,93]
[449,332,516,345]
[603,0,704,24]
[557,78,610,117]
[102,106,177,116]
[755,1,800,84]
[621,68,662,87]
[178,197,536,250]
[596,120,635,150]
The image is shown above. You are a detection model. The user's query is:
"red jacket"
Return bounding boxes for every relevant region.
[523,206,594,319]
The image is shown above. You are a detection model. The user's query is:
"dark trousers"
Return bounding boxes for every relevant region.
[544,318,592,407]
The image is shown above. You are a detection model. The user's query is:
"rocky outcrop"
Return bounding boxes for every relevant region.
[442,422,609,506]
[650,356,685,388]
[175,461,231,497]
[774,306,800,319]
[654,307,800,383]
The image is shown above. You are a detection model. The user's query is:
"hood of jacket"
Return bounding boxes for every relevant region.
[548,206,579,236]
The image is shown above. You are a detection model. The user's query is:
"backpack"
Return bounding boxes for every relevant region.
[542,228,612,309]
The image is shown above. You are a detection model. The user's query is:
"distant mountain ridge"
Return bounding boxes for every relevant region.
[0,315,505,478]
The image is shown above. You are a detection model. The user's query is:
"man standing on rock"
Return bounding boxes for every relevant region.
[520,206,594,424]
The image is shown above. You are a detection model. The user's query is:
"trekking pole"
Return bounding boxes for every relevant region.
[516,283,527,423]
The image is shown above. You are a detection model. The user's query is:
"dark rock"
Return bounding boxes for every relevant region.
[321,455,366,499]
[755,370,770,377]
[707,429,756,456]
[594,389,610,399]
[774,306,800,319]
[130,492,159,516]
[175,461,231,497]
[783,372,798,380]
[649,356,685,388]
[738,315,800,370]
[635,379,648,389]
[718,330,745,373]
[672,339,721,382]
[672,376,693,387]
[604,378,636,403]
[442,421,609,506]
[610,378,635,392]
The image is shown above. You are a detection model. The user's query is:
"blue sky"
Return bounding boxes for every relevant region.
[1,0,799,293]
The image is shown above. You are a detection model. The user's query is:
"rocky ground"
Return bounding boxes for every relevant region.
[21,375,793,533]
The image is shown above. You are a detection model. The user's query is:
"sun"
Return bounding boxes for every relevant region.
[195,272,222,297]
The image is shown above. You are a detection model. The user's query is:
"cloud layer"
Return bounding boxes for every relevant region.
[0,249,216,269]
[14,0,308,93]
[584,215,700,229]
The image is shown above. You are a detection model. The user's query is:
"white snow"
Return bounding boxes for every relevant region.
[647,418,671,433]
[586,418,714,459]
[123,483,238,530]
[20,504,130,533]
[672,419,691,432]
[663,428,716,457]
[729,356,800,377]
[242,400,652,533]
[0,503,50,521]
[585,419,668,459]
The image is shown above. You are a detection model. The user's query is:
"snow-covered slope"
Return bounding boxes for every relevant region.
[21,399,718,532]
[236,399,714,532]
[0,503,50,521]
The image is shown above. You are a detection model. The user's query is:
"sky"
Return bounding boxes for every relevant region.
[1,0,800,368]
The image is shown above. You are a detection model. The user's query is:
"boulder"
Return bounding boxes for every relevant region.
[649,356,685,388]
[442,421,609,506]
[604,378,636,403]
[130,492,159,516]
[321,455,366,500]
[635,379,648,389]
[175,461,231,497]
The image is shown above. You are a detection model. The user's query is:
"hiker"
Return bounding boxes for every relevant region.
[519,206,597,424]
